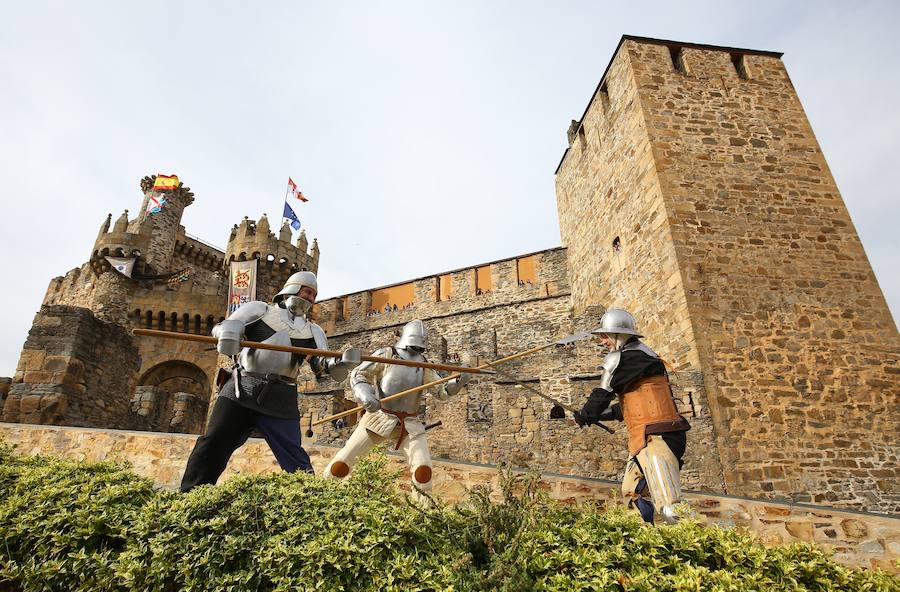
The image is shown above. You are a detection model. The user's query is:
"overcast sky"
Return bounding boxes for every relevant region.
[1,1,897,377]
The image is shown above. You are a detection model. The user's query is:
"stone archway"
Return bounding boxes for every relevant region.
[134,361,211,434]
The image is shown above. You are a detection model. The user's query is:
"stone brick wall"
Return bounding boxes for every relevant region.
[1,423,896,572]
[299,247,723,492]
[554,43,725,492]
[556,36,899,512]
[630,40,900,510]
[3,306,141,428]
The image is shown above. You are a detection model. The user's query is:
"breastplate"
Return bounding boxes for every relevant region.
[621,375,684,455]
[379,362,425,414]
[239,306,313,377]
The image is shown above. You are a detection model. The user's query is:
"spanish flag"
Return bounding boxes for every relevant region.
[152,174,180,191]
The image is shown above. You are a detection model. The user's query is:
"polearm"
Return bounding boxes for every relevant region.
[311,330,595,427]
[131,328,493,375]
[489,366,614,433]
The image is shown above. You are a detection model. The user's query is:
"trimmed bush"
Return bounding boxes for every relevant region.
[0,442,896,592]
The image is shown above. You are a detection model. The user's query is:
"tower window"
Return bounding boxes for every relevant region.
[475,265,492,295]
[598,81,610,110]
[612,236,622,252]
[669,46,688,75]
[516,256,537,285]
[731,53,750,80]
[438,274,452,302]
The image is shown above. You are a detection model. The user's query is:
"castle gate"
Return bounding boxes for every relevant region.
[134,360,211,434]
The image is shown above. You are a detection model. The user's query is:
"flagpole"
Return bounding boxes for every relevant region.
[283,178,291,227]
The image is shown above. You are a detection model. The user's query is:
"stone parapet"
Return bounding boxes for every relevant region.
[314,247,570,336]
[0,423,896,572]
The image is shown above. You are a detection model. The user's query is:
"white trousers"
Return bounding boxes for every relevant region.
[324,411,434,504]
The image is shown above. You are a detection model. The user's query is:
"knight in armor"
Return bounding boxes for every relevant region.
[324,319,471,504]
[573,309,691,524]
[180,271,361,492]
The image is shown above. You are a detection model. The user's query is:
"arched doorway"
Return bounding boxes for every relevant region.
[135,361,212,434]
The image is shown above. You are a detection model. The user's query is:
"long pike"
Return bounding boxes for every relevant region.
[311,330,596,427]
[131,328,493,375]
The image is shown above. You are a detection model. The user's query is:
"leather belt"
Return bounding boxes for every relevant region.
[381,407,418,450]
[240,370,296,384]
[229,363,295,405]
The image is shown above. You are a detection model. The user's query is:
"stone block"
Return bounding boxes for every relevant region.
[1,395,20,421]
[785,521,814,542]
[43,356,70,373]
[840,518,868,540]
[20,395,42,415]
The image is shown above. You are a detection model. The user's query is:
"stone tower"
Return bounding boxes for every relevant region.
[135,175,196,272]
[556,36,899,509]
[224,215,319,304]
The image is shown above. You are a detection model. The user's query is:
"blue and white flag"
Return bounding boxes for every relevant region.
[105,256,135,278]
[146,194,167,214]
[283,201,301,230]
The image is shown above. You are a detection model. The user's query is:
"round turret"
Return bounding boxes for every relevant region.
[224,213,319,303]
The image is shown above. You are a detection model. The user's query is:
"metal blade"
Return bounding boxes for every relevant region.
[555,330,595,346]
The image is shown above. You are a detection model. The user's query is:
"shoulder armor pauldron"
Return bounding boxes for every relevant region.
[622,340,658,359]
[599,350,621,391]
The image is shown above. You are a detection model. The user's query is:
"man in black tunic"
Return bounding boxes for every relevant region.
[573,308,691,523]
[180,271,360,491]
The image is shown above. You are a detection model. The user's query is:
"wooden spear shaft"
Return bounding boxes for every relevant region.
[131,328,493,375]
[312,341,557,427]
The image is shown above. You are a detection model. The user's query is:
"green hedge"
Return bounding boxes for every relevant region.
[0,443,896,592]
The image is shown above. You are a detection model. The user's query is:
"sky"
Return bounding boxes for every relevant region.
[1,1,898,377]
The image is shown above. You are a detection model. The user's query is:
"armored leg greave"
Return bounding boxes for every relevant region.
[635,435,684,523]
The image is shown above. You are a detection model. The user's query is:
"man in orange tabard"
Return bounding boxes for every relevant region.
[573,309,691,524]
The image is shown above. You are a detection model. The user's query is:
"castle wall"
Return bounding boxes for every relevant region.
[554,43,725,491]
[3,305,141,428]
[2,422,897,572]
[627,41,900,511]
[557,37,899,512]
[300,247,723,491]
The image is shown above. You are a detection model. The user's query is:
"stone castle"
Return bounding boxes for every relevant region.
[2,36,898,517]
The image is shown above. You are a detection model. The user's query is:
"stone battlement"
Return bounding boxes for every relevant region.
[314,247,569,336]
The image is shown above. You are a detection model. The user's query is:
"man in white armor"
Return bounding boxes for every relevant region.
[180,271,361,491]
[572,309,691,523]
[324,319,471,504]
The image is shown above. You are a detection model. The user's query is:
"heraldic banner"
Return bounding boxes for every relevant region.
[228,259,258,315]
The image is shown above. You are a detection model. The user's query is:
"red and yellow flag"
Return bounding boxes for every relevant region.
[153,174,180,191]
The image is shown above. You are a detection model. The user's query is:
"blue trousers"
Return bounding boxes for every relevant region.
[180,396,313,492]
